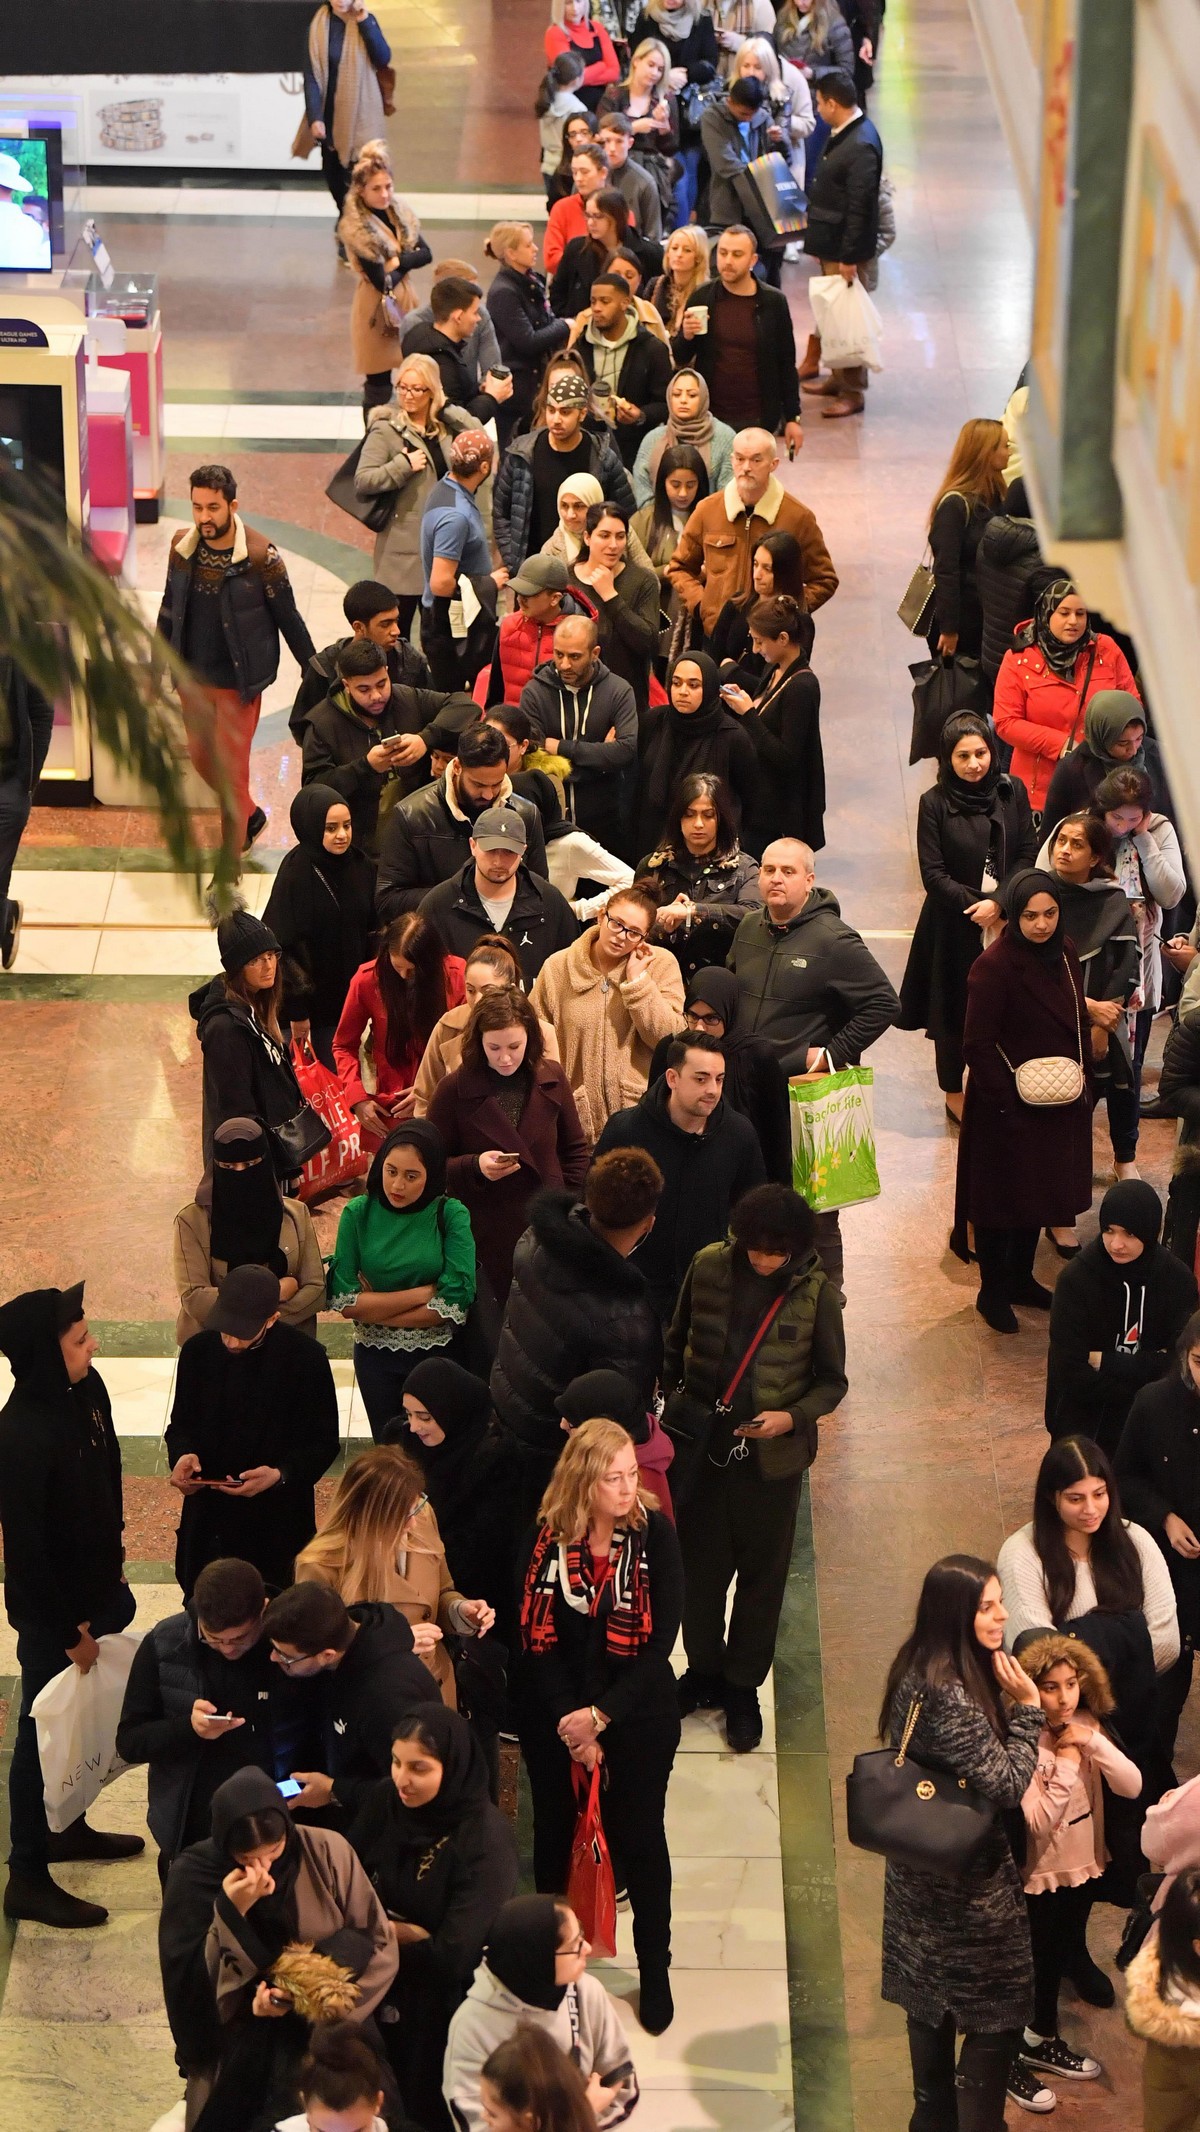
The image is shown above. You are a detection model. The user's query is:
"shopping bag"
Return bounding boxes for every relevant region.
[32,1630,142,1831]
[733,150,807,247]
[908,654,985,764]
[324,435,393,534]
[789,1066,880,1213]
[290,1040,369,1201]
[808,273,884,371]
[566,1762,617,1958]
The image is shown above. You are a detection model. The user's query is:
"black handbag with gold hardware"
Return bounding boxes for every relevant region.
[845,1698,996,1876]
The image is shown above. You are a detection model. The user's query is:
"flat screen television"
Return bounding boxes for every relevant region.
[0,127,65,273]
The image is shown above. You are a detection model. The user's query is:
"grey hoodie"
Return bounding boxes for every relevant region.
[443,1962,638,2132]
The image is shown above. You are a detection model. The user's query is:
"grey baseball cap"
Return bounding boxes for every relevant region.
[510,554,569,597]
[471,805,528,852]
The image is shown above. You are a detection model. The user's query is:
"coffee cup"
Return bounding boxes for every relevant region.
[685,305,709,334]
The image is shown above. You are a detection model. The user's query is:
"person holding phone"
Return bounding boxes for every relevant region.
[426,988,588,1304]
[530,885,686,1144]
[158,1766,397,2129]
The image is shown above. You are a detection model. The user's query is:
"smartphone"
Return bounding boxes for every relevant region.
[599,2063,635,2089]
[197,1472,234,1485]
[277,1777,303,1800]
[719,684,740,700]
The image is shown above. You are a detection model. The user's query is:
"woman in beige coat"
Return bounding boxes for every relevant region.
[295,1443,496,1708]
[337,140,431,418]
[413,934,559,1116]
[530,884,685,1143]
[172,1117,327,1344]
[355,353,476,632]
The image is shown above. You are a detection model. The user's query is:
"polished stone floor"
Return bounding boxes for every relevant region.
[0,0,1185,2126]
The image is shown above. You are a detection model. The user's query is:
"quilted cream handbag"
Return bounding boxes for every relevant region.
[996,969,1085,1106]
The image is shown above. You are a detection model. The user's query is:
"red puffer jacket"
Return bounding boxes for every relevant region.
[992,630,1140,813]
[474,588,601,708]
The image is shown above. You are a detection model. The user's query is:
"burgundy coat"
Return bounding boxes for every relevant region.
[426,1057,590,1302]
[955,930,1095,1230]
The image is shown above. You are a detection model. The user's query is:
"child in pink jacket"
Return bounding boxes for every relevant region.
[1014,1633,1142,2098]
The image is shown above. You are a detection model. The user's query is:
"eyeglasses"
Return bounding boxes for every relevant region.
[556,1933,588,1957]
[687,1009,723,1030]
[603,915,647,945]
[271,1646,308,1670]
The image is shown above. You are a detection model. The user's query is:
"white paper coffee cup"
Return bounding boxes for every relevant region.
[685,305,708,334]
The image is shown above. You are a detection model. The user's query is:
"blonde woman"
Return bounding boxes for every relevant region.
[296,1442,495,1706]
[709,0,776,81]
[354,353,475,628]
[484,221,570,439]
[630,0,719,221]
[337,140,432,417]
[515,1417,683,2036]
[597,38,680,158]
[646,223,709,334]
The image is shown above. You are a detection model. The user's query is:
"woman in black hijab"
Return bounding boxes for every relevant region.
[636,651,760,861]
[351,1705,518,2128]
[955,868,1095,1333]
[159,1767,397,2132]
[173,1116,327,1342]
[646,965,791,1183]
[1037,810,1141,1210]
[899,712,1036,1118]
[263,783,377,1066]
[395,1357,513,1612]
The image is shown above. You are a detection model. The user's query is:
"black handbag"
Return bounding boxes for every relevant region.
[266,1102,331,1180]
[325,435,395,534]
[908,654,985,765]
[845,1697,996,1876]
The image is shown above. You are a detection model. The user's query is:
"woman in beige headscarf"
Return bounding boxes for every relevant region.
[337,139,432,420]
[540,472,654,570]
[293,0,394,213]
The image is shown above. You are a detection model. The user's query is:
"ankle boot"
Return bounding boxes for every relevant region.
[797,331,822,379]
[3,1869,108,1929]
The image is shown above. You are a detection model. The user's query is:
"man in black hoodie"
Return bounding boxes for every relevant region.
[261,1583,433,1826]
[0,1283,143,1928]
[593,1034,766,1322]
[1046,1180,1197,1453]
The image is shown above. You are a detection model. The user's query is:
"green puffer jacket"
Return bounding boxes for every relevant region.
[663,1240,847,1484]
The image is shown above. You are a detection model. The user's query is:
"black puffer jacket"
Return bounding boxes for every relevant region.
[490,1191,662,1460]
[116,1607,280,1858]
[637,844,762,982]
[975,514,1044,681]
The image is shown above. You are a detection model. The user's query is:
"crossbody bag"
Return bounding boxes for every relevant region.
[996,964,1085,1106]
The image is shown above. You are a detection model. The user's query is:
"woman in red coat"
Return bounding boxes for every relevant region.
[335,912,465,1148]
[992,579,1140,818]
[426,986,590,1302]
[955,869,1094,1334]
[545,0,621,112]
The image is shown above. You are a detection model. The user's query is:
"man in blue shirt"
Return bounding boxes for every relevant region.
[420,428,508,690]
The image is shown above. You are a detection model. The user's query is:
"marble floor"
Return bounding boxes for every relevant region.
[0,0,1186,2126]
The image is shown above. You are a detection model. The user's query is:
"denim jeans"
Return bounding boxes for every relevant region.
[352,1341,428,1442]
[672,144,703,228]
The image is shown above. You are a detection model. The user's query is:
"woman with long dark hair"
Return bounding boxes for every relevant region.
[280,2022,395,2132]
[426,988,590,1303]
[719,593,826,852]
[327,1120,477,1438]
[549,187,631,317]
[350,1705,518,2129]
[636,651,759,859]
[637,772,761,980]
[335,912,466,1149]
[709,528,814,695]
[898,713,1036,1119]
[191,911,309,1173]
[479,2026,599,2132]
[879,1554,1044,2130]
[630,442,708,592]
[953,869,1094,1329]
[415,935,559,1116]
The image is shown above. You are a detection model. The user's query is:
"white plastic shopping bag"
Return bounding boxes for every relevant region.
[808,273,884,372]
[32,1629,142,1831]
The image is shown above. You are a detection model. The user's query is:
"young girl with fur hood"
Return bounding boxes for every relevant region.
[1011,1633,1142,2105]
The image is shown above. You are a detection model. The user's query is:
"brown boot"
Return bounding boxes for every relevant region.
[797,332,822,380]
[801,372,843,396]
[821,392,865,417]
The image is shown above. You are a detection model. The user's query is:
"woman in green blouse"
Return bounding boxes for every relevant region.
[328,1119,476,1441]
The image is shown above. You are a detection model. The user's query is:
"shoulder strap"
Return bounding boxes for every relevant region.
[719,1290,790,1408]
[1069,639,1100,748]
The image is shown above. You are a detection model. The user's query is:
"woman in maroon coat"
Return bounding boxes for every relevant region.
[955,869,1094,1335]
[426,986,590,1303]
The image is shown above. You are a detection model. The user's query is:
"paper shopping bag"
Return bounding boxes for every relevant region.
[291,1041,369,1201]
[789,1067,880,1213]
[32,1630,142,1831]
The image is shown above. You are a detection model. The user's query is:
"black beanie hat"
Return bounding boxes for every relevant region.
[1098,1179,1163,1249]
[217,908,281,975]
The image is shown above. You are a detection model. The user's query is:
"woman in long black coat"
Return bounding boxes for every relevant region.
[899,714,1036,1116]
[717,593,827,853]
[263,784,377,1067]
[955,869,1094,1333]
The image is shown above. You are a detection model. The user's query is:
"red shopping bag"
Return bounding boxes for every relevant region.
[290,1042,369,1202]
[566,1762,617,1958]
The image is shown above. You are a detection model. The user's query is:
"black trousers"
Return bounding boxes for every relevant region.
[1158,1642,1195,1773]
[934,1031,964,1096]
[518,1703,680,1973]
[974,1225,1038,1305]
[813,1208,844,1294]
[678,1455,804,1688]
[1025,1883,1093,2036]
[321,144,350,213]
[906,2015,1019,2132]
[363,369,395,421]
[8,1587,136,1874]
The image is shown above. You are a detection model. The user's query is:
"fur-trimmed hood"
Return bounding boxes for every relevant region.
[1015,1631,1117,1718]
[1126,1940,1200,2048]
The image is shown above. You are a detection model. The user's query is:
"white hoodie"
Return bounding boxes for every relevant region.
[443,1961,639,2132]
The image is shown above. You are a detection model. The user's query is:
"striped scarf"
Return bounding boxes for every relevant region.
[520,1523,653,1661]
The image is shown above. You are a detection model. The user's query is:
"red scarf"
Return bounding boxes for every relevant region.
[520,1523,652,1661]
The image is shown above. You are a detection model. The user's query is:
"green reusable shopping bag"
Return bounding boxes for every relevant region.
[788,1067,881,1213]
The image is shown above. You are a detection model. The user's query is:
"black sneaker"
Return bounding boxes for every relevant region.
[0,898,21,971]
[1006,2058,1056,2114]
[242,804,268,853]
[723,1682,763,1753]
[676,1669,723,1718]
[1020,2034,1102,2081]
